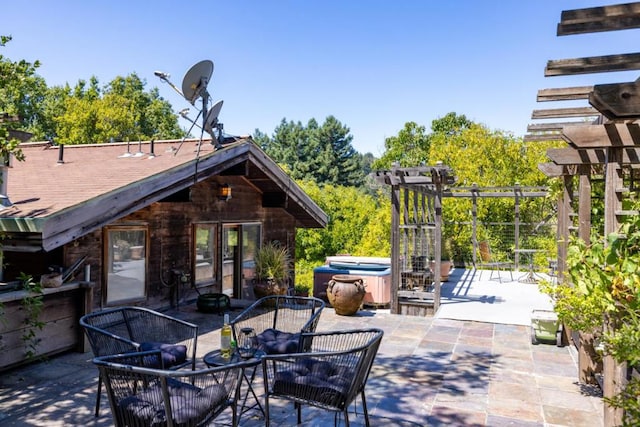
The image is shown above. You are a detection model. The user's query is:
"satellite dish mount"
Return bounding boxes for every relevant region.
[155,60,225,152]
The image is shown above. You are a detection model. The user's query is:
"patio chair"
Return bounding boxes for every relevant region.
[230,295,325,355]
[80,306,198,416]
[477,240,514,282]
[93,350,245,427]
[261,328,384,427]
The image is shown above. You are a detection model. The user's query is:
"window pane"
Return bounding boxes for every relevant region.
[107,229,146,303]
[194,225,215,283]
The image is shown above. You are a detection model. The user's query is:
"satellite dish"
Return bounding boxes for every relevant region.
[181,60,214,105]
[204,100,224,135]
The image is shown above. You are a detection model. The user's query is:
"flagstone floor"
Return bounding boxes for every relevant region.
[0,269,603,426]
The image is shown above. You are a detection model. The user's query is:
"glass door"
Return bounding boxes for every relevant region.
[222,223,261,299]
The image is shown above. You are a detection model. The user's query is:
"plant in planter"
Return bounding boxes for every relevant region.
[293,283,310,297]
[19,273,45,360]
[540,208,640,424]
[431,239,453,281]
[252,242,292,299]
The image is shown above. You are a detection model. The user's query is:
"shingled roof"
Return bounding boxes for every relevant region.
[1,138,328,252]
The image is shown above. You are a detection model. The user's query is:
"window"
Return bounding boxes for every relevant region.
[105,226,147,304]
[193,224,216,285]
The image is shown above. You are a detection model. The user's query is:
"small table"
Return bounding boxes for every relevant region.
[203,349,266,418]
[514,249,544,283]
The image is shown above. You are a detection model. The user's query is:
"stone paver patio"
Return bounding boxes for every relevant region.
[0,270,603,426]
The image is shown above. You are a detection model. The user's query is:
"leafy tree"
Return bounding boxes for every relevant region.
[372,113,473,170]
[46,74,183,144]
[294,180,389,287]
[257,116,366,187]
[0,35,39,162]
[430,112,472,135]
[372,121,430,170]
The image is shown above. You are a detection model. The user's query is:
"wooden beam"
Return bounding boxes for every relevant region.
[545,52,640,76]
[527,121,595,132]
[443,191,547,198]
[538,162,570,177]
[537,86,594,101]
[562,122,640,148]
[524,133,563,142]
[558,2,640,35]
[589,79,640,120]
[532,107,601,119]
[547,146,640,164]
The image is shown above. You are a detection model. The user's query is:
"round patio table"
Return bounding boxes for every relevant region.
[203,349,266,418]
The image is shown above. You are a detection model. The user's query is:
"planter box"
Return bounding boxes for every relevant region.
[0,282,92,371]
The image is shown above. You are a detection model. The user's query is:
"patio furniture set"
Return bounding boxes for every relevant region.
[81,296,384,426]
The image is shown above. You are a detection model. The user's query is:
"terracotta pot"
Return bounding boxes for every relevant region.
[430,260,453,281]
[327,274,366,316]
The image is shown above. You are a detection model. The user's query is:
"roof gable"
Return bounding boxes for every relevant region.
[1,138,327,251]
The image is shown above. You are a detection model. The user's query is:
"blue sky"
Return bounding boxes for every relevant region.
[1,1,638,155]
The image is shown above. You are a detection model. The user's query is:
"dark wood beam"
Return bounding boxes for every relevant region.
[545,52,640,76]
[527,121,596,132]
[562,122,640,148]
[547,146,640,164]
[538,162,569,177]
[589,79,640,120]
[524,133,563,142]
[532,107,601,119]
[558,2,640,35]
[537,86,594,101]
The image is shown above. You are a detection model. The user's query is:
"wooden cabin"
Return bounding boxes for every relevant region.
[0,137,328,370]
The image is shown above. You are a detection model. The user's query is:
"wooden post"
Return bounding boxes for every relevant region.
[471,183,478,267]
[557,175,571,283]
[433,170,443,313]
[603,146,625,427]
[577,165,598,384]
[514,184,521,270]
[390,184,400,315]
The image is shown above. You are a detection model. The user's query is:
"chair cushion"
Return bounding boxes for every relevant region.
[256,328,300,354]
[118,379,227,425]
[272,358,354,407]
[140,342,188,368]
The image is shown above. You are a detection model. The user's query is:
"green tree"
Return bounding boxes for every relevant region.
[294,180,389,286]
[48,74,183,144]
[0,35,39,161]
[0,35,48,145]
[257,116,366,187]
[372,121,430,169]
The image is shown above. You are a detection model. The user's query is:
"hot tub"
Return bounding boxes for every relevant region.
[313,256,391,307]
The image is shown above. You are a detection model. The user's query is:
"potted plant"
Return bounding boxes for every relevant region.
[430,239,453,282]
[293,283,310,297]
[252,242,292,299]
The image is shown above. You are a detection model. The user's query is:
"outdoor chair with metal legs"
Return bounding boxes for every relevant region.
[80,306,198,416]
[477,240,514,282]
[93,350,247,427]
[230,295,325,356]
[261,328,384,427]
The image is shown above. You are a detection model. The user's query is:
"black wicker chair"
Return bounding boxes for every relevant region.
[80,306,199,416]
[93,351,246,427]
[230,295,324,355]
[261,328,384,427]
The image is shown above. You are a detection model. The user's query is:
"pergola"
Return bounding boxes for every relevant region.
[374,163,454,316]
[526,3,640,426]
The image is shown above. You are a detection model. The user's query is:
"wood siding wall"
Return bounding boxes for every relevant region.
[67,176,296,311]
